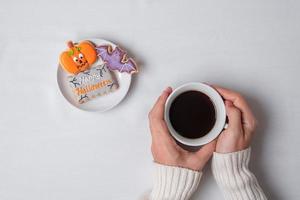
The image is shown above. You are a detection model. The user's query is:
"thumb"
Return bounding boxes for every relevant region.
[225,100,243,133]
[150,87,173,119]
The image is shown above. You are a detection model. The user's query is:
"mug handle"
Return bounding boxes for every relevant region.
[223,116,229,129]
[224,123,229,129]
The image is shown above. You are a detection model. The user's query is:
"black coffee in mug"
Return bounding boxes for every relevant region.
[169,91,216,139]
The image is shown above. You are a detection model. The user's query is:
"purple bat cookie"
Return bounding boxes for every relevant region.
[96,45,138,74]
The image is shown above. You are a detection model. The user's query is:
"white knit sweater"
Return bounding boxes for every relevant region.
[148,148,267,200]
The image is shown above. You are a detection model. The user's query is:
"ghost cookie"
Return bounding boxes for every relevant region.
[68,64,118,104]
[60,41,97,74]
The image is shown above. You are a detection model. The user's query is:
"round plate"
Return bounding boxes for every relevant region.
[57,38,132,112]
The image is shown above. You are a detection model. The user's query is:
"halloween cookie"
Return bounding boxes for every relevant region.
[57,38,137,111]
[68,64,118,104]
[96,45,138,74]
[60,41,97,74]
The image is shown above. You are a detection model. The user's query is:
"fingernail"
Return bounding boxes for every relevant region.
[164,87,172,93]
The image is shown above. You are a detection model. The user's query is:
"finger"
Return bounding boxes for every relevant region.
[212,85,256,131]
[149,119,171,139]
[225,100,243,134]
[148,87,173,142]
[149,87,172,120]
[194,139,216,160]
[150,120,178,150]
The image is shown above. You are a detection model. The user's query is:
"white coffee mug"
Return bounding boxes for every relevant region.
[164,82,227,146]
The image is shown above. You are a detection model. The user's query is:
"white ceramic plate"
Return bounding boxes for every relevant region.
[57,38,132,112]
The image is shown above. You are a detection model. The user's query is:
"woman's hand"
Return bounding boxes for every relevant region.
[148,87,216,171]
[213,86,257,153]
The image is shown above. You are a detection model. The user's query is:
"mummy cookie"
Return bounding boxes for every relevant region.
[96,45,138,74]
[68,64,118,104]
[60,41,97,74]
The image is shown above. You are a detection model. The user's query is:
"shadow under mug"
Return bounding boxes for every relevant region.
[164,82,227,147]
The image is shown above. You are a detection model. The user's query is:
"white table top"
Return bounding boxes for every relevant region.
[0,0,299,199]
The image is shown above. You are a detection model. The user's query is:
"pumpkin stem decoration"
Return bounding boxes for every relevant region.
[59,40,97,74]
[67,41,74,48]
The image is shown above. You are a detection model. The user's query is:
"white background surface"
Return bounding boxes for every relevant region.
[0,0,299,199]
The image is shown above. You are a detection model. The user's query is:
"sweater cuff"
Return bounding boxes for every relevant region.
[150,163,202,200]
[212,148,267,200]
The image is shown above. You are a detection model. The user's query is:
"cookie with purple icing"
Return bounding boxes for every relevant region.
[96,45,138,74]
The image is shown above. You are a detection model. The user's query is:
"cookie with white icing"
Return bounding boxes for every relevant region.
[68,64,118,104]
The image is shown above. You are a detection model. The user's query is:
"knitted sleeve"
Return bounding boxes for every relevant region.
[212,148,267,200]
[149,163,202,200]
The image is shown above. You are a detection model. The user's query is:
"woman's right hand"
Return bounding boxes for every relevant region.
[213,86,257,153]
[148,87,216,171]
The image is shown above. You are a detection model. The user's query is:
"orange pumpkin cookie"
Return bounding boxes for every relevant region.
[59,41,97,74]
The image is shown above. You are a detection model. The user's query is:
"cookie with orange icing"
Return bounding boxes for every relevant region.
[59,41,97,74]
